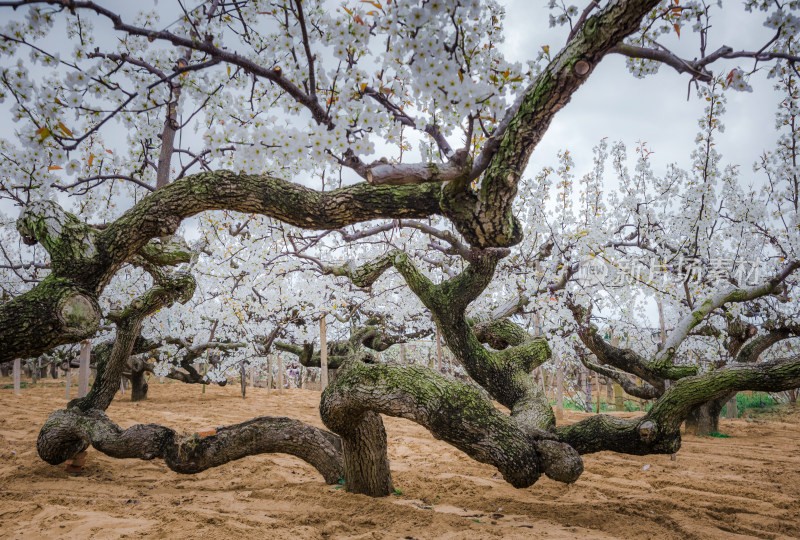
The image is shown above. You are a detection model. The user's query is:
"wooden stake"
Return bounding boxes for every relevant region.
[614,382,624,411]
[583,367,592,412]
[278,357,284,395]
[555,363,564,421]
[13,358,21,395]
[78,340,90,398]
[595,371,601,413]
[657,301,668,348]
[609,333,624,411]
[65,365,71,399]
[320,314,328,391]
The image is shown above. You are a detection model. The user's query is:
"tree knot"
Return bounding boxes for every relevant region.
[637,420,657,443]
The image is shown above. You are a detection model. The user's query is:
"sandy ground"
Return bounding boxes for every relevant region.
[1,379,799,540]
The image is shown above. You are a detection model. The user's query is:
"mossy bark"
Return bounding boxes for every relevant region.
[337,411,393,496]
[0,275,102,364]
[1,176,443,363]
[683,398,725,436]
[37,409,343,483]
[321,359,583,496]
[129,356,149,402]
[68,274,194,412]
[559,357,800,454]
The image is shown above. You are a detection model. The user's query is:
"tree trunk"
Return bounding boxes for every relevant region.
[684,396,726,436]
[726,393,738,419]
[129,360,149,402]
[595,372,601,413]
[320,315,328,390]
[77,341,90,398]
[436,326,443,372]
[338,411,394,496]
[266,357,272,395]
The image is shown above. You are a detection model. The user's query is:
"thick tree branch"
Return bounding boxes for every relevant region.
[568,300,671,387]
[321,360,582,492]
[463,0,663,248]
[737,324,800,364]
[557,355,800,454]
[0,174,444,363]
[37,409,343,484]
[652,261,800,375]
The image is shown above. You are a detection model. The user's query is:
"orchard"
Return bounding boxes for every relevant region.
[1,0,799,536]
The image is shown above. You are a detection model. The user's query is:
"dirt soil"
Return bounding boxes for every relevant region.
[1,379,799,540]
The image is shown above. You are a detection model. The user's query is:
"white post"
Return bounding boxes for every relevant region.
[320,314,328,391]
[657,302,668,347]
[65,364,72,399]
[250,366,256,389]
[120,378,125,395]
[13,358,21,395]
[595,371,601,413]
[555,364,564,420]
[78,340,90,398]
[539,367,547,395]
[266,357,272,396]
[278,357,284,395]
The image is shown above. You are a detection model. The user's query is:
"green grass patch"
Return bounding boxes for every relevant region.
[737,392,778,415]
[722,392,780,417]
[2,382,30,389]
[707,432,731,438]
[552,397,651,413]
